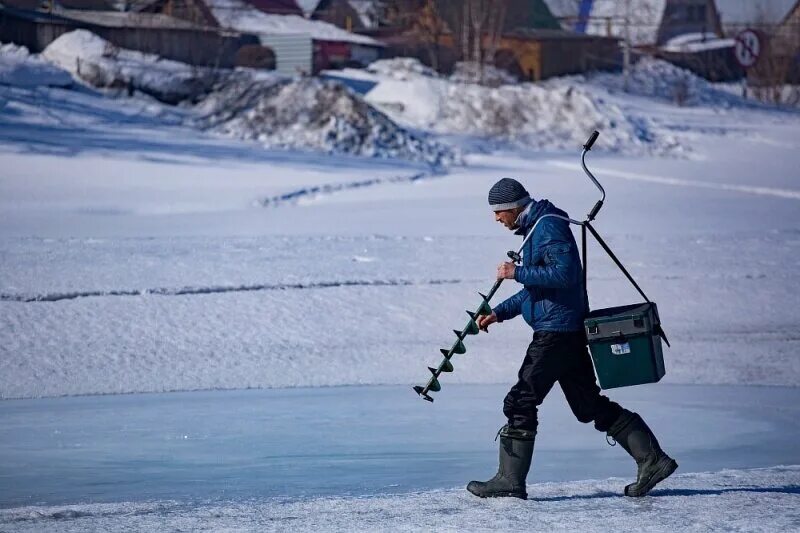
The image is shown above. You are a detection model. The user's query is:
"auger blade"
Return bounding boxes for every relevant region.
[428,366,439,376]
[466,310,478,320]
[413,385,434,402]
[438,359,454,373]
[440,348,451,357]
[478,292,488,301]
[477,301,492,316]
[452,340,466,354]
[427,376,441,392]
[464,320,480,335]
[453,329,465,340]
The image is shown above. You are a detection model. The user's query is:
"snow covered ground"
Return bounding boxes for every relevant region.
[2,39,800,530]
[3,465,799,532]
[1,88,799,397]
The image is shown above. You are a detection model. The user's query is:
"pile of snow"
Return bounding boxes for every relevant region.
[0,43,73,88]
[42,30,217,104]
[208,0,381,46]
[366,57,439,80]
[591,57,736,107]
[450,61,519,86]
[194,71,459,166]
[351,59,673,154]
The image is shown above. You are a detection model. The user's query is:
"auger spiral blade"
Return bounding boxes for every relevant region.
[453,329,465,340]
[440,348,451,357]
[427,376,441,392]
[466,310,477,320]
[477,301,492,316]
[438,359,454,373]
[452,340,466,354]
[413,385,434,402]
[464,320,480,335]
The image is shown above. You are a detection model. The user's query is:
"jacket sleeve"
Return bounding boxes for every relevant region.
[492,288,529,322]
[513,220,581,289]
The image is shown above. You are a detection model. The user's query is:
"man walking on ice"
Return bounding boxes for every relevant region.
[467,178,677,500]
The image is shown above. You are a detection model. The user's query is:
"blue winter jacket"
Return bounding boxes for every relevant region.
[492,199,587,332]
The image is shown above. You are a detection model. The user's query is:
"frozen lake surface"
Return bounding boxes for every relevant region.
[2,383,799,509]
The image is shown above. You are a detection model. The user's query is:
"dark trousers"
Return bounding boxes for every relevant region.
[504,330,622,433]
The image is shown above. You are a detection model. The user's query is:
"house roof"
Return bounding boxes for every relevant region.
[208,0,382,45]
[542,0,667,45]
[294,0,320,16]
[715,0,798,27]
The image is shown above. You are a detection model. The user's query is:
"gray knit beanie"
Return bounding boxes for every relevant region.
[488,178,531,211]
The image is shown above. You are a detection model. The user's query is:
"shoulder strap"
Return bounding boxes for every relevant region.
[584,222,670,347]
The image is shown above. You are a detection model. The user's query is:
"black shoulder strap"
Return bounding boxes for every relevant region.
[583,222,670,347]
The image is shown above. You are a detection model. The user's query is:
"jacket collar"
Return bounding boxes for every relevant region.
[514,198,551,236]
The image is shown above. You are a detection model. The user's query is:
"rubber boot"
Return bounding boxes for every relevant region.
[607,410,678,497]
[466,425,534,500]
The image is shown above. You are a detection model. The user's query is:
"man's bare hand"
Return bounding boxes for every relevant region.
[477,312,498,332]
[496,262,516,280]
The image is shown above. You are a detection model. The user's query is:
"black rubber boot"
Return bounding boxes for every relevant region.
[608,410,678,497]
[466,425,534,500]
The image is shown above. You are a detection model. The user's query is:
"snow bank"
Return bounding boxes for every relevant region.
[590,57,738,107]
[0,43,73,88]
[367,57,439,79]
[194,71,459,166]
[450,61,519,86]
[354,59,671,154]
[2,466,798,532]
[42,30,217,104]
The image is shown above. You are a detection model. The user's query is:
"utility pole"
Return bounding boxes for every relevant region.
[623,0,631,92]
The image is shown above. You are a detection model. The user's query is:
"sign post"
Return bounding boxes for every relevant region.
[735,29,762,98]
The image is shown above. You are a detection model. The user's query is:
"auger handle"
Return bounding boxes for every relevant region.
[584,130,599,151]
[581,131,605,221]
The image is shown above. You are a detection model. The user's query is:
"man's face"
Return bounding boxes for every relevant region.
[494,208,519,230]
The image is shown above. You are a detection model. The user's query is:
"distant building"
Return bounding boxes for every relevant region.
[247,0,303,16]
[543,0,723,46]
[297,0,364,32]
[359,1,618,80]
[0,4,253,66]
[204,0,384,73]
[1,0,113,10]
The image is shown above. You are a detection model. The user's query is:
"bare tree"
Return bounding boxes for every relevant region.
[454,0,508,82]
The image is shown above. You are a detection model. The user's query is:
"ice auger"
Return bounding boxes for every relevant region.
[413,130,604,402]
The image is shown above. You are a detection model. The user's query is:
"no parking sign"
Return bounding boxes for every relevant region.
[735,29,761,68]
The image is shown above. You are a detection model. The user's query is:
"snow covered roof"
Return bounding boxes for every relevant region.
[541,0,580,21]
[715,0,798,27]
[208,0,382,45]
[585,0,666,46]
[661,32,735,52]
[542,0,666,45]
[294,0,320,16]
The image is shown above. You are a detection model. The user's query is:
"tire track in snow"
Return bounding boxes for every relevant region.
[546,160,800,200]
[0,278,471,303]
[258,170,443,207]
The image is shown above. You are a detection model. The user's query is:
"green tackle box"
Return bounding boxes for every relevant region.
[584,302,667,390]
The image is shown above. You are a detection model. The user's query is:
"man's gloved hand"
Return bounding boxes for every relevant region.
[496,262,516,280]
[477,312,498,332]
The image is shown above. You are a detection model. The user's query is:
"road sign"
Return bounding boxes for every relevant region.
[735,29,761,68]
